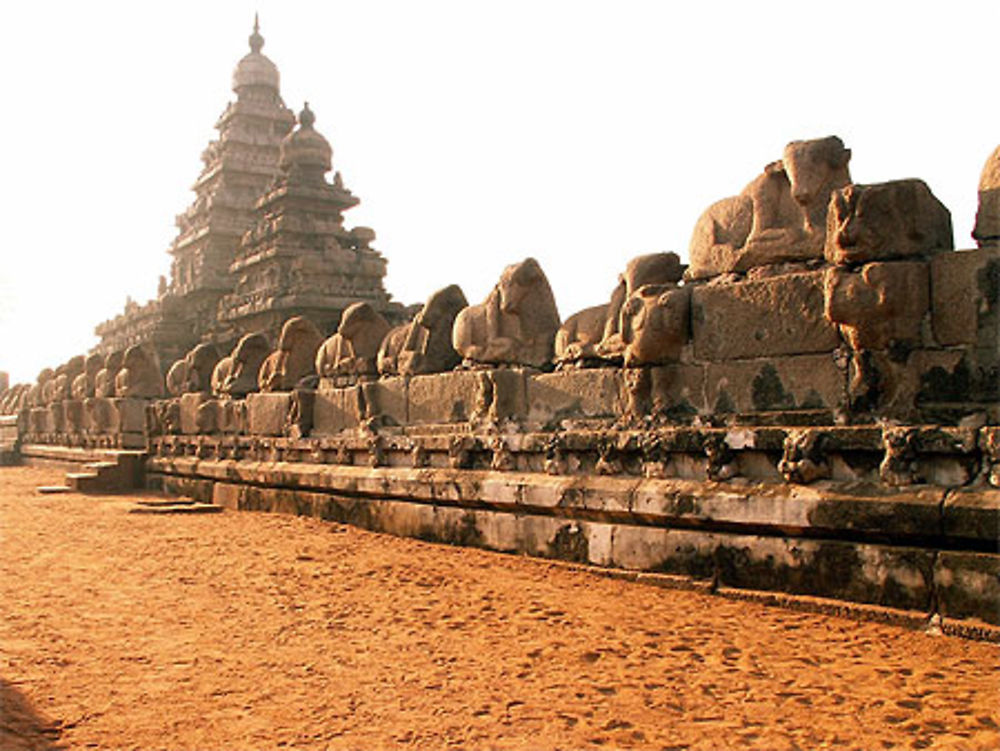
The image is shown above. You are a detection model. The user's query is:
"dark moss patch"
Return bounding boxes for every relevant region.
[549,523,589,564]
[713,389,735,414]
[751,364,794,411]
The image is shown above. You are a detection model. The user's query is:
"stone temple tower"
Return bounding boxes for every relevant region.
[168,16,296,337]
[93,18,404,363]
[217,103,398,339]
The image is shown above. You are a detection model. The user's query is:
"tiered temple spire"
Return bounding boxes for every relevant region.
[218,103,395,337]
[94,19,399,363]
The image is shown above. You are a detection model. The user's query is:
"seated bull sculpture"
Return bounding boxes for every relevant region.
[688,136,852,279]
[452,257,561,369]
[167,343,222,396]
[71,353,104,401]
[94,352,123,398]
[27,369,54,408]
[317,302,392,381]
[378,285,467,376]
[973,145,999,248]
[52,356,85,402]
[212,333,270,398]
[259,316,324,392]
[617,284,691,367]
[114,345,165,399]
[556,253,685,366]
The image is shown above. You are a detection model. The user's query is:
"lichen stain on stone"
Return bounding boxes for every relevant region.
[549,523,589,564]
[751,364,795,411]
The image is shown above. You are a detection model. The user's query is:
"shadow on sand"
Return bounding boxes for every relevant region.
[0,678,64,751]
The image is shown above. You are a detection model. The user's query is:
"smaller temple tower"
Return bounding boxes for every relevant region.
[217,103,398,340]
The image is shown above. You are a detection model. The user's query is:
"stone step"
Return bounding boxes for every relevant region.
[36,485,71,494]
[127,503,223,515]
[66,471,107,493]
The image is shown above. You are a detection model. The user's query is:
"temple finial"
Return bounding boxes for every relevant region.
[299,102,315,129]
[249,13,264,53]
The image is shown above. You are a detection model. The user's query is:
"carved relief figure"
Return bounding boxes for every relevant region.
[317,302,391,380]
[452,257,561,369]
[378,284,468,376]
[688,136,852,279]
[259,316,324,392]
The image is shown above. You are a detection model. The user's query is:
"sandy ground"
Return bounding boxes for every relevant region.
[0,466,998,751]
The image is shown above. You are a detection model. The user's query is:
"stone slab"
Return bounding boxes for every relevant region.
[179,393,211,435]
[363,376,407,426]
[934,551,1000,625]
[312,388,361,436]
[610,525,934,612]
[930,247,1000,347]
[704,353,844,414]
[526,369,623,427]
[649,364,707,419]
[246,392,291,437]
[408,371,481,425]
[942,487,1000,543]
[691,271,840,361]
[114,398,147,434]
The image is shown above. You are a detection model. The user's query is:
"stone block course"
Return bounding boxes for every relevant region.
[691,272,840,361]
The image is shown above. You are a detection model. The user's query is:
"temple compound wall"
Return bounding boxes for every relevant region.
[6,136,998,634]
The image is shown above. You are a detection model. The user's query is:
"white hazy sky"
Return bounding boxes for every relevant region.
[0,1,996,384]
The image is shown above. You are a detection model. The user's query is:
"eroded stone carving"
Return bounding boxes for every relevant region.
[778,429,832,484]
[825,180,953,266]
[212,332,271,398]
[688,136,852,279]
[378,285,467,376]
[259,316,324,392]
[824,262,929,351]
[53,357,86,402]
[452,258,560,369]
[94,352,124,398]
[114,346,164,399]
[618,285,691,367]
[880,426,921,486]
[71,354,104,401]
[316,302,391,382]
[973,146,1000,248]
[168,344,221,396]
[557,253,684,366]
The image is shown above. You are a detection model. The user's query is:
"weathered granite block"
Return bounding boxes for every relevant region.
[526,369,623,426]
[64,399,85,434]
[934,551,1000,625]
[610,526,934,612]
[408,369,528,425]
[930,247,1000,348]
[649,364,707,419]
[704,354,844,414]
[114,398,147,434]
[312,387,361,436]
[942,487,1000,543]
[247,392,292,436]
[408,371,481,424]
[362,376,407,426]
[84,398,117,434]
[179,393,211,435]
[691,271,839,360]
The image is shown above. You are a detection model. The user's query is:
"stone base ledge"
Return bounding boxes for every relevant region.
[148,457,1000,627]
